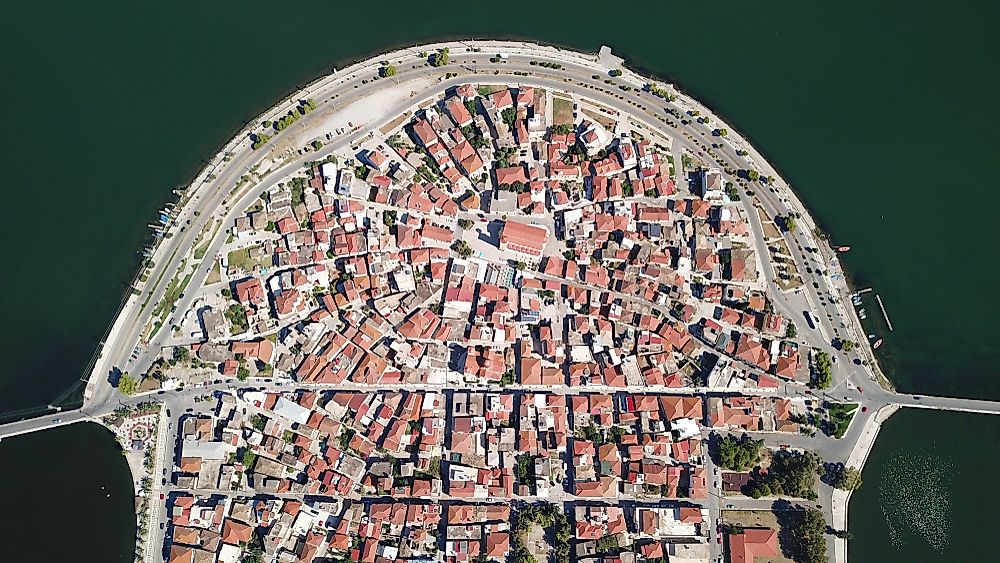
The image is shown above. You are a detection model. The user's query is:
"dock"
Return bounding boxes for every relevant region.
[875,294,893,331]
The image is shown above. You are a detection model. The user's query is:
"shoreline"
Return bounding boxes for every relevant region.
[832,403,901,563]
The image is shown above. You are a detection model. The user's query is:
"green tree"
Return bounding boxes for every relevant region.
[609,69,623,77]
[380,65,397,78]
[831,465,863,491]
[783,214,798,233]
[785,321,798,339]
[514,455,535,485]
[716,433,764,471]
[118,372,138,395]
[458,218,474,229]
[383,210,397,228]
[811,351,833,389]
[795,509,829,563]
[758,450,820,500]
[172,346,190,363]
[452,240,473,258]
[430,48,450,67]
[502,107,518,127]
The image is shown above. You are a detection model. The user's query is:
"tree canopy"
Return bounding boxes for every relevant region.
[430,48,450,67]
[752,450,820,500]
[831,464,863,491]
[716,433,764,471]
[118,372,138,395]
[811,351,833,389]
[795,509,829,563]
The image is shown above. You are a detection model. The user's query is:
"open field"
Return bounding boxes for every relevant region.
[552,97,574,125]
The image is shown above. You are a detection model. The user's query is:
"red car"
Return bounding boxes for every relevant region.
[717,536,722,544]
[861,406,868,413]
[858,386,864,393]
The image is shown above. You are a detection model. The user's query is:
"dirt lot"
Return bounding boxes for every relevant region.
[553,97,574,125]
[378,111,411,136]
[582,108,616,131]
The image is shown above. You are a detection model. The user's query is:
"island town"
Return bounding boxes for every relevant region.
[147,75,853,563]
[2,41,996,563]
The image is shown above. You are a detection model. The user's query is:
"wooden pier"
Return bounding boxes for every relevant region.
[876,294,893,331]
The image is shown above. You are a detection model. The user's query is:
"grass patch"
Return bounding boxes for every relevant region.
[827,402,858,439]
[206,261,222,285]
[151,266,194,322]
[226,246,271,273]
[194,241,211,260]
[552,97,574,126]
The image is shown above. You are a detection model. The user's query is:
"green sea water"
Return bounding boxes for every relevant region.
[0,1,997,561]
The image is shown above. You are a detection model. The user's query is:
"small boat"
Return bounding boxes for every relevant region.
[873,339,883,349]
[868,334,876,339]
[837,246,851,252]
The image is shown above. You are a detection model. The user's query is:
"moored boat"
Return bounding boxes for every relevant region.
[837,246,851,252]
[873,339,883,349]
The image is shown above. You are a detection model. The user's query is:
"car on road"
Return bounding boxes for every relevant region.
[861,406,868,413]
[726,504,734,509]
[159,493,165,500]
[185,407,193,412]
[159,523,164,530]
[858,386,864,393]
[717,536,722,544]
[52,418,61,423]
[165,409,171,417]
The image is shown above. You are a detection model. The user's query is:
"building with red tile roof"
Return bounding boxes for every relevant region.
[728,528,779,563]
